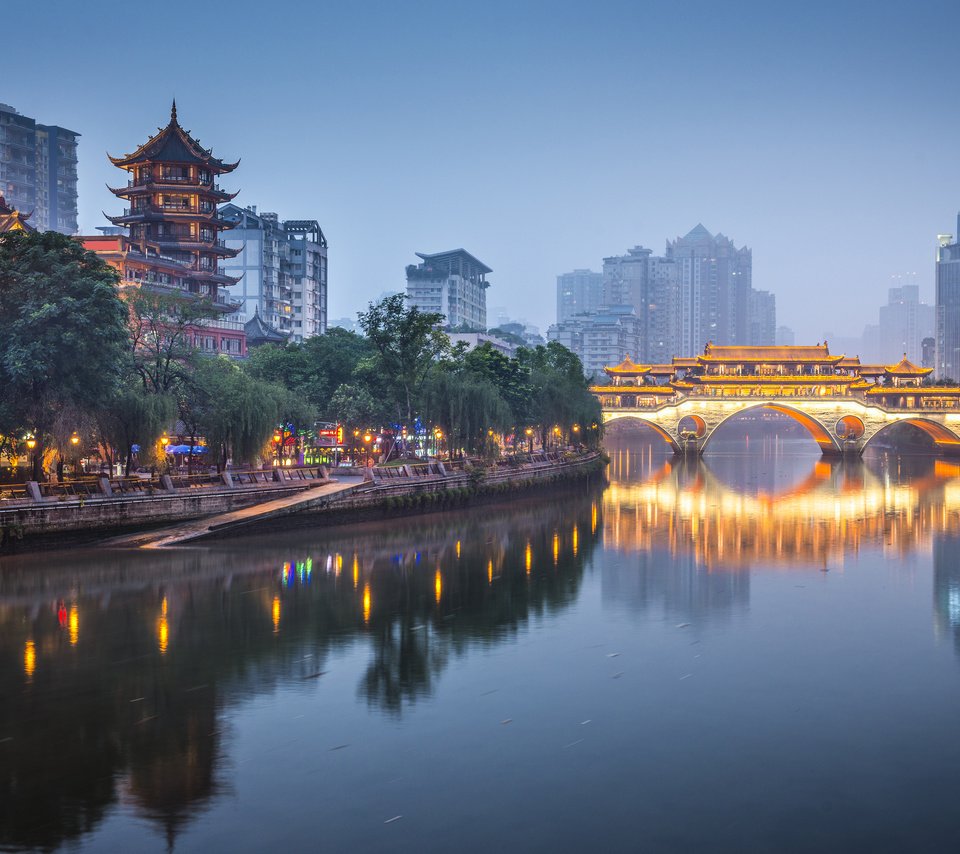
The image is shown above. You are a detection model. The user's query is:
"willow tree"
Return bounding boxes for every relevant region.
[188,357,282,471]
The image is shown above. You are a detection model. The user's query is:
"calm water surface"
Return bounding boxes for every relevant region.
[4,437,960,852]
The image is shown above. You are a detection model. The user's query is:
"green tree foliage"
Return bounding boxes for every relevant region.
[357,294,448,423]
[0,231,129,479]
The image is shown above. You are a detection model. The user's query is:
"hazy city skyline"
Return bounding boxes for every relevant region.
[6,0,959,346]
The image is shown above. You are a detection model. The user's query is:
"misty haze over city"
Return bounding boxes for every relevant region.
[5,0,958,346]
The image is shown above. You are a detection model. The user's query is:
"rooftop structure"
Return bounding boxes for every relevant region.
[0,193,35,233]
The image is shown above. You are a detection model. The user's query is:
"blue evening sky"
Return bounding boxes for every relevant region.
[5,0,958,343]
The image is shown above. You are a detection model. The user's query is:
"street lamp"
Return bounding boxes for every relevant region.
[273,430,282,466]
[525,427,533,454]
[70,432,80,477]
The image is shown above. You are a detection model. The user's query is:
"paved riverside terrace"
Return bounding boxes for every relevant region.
[107,477,363,548]
[592,343,960,455]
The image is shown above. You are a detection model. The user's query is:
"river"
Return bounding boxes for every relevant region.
[3,434,960,852]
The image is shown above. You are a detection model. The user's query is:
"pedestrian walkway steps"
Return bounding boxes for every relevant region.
[107,478,363,549]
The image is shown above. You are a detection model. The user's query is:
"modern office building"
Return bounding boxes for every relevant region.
[936,220,960,379]
[220,204,328,342]
[557,269,603,322]
[406,249,491,330]
[665,224,753,353]
[0,103,79,234]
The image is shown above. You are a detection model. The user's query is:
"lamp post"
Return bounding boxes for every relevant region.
[525,427,533,454]
[363,432,373,466]
[434,428,443,459]
[70,432,80,478]
[273,430,282,466]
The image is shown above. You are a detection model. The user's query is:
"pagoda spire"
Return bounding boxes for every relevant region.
[170,98,178,124]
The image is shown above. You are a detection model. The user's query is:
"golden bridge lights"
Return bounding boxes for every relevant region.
[525,541,532,575]
[488,559,494,584]
[353,555,359,589]
[362,583,371,624]
[435,569,443,604]
[553,532,560,566]
[456,540,461,560]
[572,525,579,557]
[68,605,79,646]
[24,640,36,679]
[591,502,598,535]
[272,595,281,634]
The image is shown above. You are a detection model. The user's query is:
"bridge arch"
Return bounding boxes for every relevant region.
[861,418,960,454]
[603,414,680,453]
[700,403,842,456]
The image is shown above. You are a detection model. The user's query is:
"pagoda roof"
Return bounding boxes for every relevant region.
[244,310,288,345]
[837,356,862,368]
[698,344,842,364]
[108,101,239,172]
[604,356,648,375]
[884,354,932,376]
[0,194,35,233]
[672,357,699,368]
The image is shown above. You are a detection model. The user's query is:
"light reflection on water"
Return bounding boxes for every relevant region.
[3,438,960,851]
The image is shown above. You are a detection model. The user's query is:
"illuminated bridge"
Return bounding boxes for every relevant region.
[591,344,960,456]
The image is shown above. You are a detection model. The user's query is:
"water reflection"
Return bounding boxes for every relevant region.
[604,444,960,569]
[0,490,599,851]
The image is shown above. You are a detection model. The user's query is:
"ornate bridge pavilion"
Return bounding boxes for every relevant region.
[591,343,960,455]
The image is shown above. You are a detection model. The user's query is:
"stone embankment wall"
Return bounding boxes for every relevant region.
[227,451,607,537]
[0,476,326,551]
[0,453,605,551]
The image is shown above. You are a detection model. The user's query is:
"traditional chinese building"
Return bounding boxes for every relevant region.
[0,194,35,233]
[592,344,957,409]
[86,102,246,355]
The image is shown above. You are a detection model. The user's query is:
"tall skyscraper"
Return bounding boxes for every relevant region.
[220,205,328,342]
[406,249,491,330]
[748,289,776,345]
[556,268,603,322]
[665,224,752,353]
[936,219,960,379]
[0,103,79,234]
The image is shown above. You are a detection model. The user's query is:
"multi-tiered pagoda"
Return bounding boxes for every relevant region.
[94,102,246,355]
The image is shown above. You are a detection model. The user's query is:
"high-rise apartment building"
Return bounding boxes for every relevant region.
[406,249,491,330]
[557,269,603,322]
[0,103,79,234]
[219,205,328,343]
[665,224,752,353]
[601,247,677,364]
[936,219,960,379]
[547,305,640,378]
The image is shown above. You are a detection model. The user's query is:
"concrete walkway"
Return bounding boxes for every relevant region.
[107,478,364,549]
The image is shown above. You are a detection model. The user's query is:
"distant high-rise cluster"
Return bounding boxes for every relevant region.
[549,224,774,376]
[0,103,79,234]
